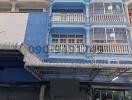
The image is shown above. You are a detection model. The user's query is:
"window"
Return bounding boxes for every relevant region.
[52,34,59,43]
[90,2,124,14]
[90,28,128,44]
[93,28,106,43]
[96,60,108,64]
[89,29,94,43]
[19,9,43,13]
[52,34,59,38]
[0,8,11,12]
[60,38,66,43]
[77,39,83,43]
[106,28,115,43]
[114,28,128,43]
[89,4,94,14]
[112,3,123,14]
[104,3,112,14]
[93,3,104,14]
[52,39,58,43]
[68,39,75,43]
[51,34,84,44]
[119,61,132,64]
[110,61,118,64]
[76,35,83,43]
[50,34,84,53]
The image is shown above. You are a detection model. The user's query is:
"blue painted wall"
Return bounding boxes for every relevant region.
[24,12,49,61]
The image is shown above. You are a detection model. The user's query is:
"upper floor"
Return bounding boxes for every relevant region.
[0,0,132,81]
[0,0,48,12]
[50,0,128,25]
[0,0,129,25]
[0,0,131,59]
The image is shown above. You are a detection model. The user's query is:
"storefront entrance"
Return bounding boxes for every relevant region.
[0,86,40,100]
[93,89,132,100]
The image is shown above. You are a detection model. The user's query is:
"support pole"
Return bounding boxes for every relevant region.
[39,85,45,100]
[11,0,17,12]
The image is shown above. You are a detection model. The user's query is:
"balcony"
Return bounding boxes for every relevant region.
[89,2,127,24]
[48,44,86,54]
[90,14,126,23]
[90,43,131,54]
[48,43,131,55]
[52,13,85,24]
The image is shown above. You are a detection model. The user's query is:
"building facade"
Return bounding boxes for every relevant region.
[0,0,132,100]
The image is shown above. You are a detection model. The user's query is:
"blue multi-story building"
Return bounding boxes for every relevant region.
[0,0,132,100]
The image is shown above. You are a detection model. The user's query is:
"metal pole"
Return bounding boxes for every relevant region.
[39,85,45,100]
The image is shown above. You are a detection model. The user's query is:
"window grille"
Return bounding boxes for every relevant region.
[89,28,130,54]
[104,3,112,14]
[106,28,115,43]
[92,28,106,43]
[90,28,128,44]
[49,34,85,54]
[90,2,124,14]
[112,3,123,14]
[93,3,104,14]
[114,28,127,43]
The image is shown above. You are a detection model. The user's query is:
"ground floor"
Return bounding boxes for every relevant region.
[0,82,131,100]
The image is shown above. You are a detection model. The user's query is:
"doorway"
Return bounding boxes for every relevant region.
[93,89,125,100]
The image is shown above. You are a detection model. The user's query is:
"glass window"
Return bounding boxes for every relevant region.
[106,28,115,43]
[52,39,58,43]
[96,60,108,64]
[93,28,106,43]
[93,3,104,14]
[68,39,75,43]
[112,3,123,14]
[114,28,127,43]
[52,34,59,38]
[104,3,112,14]
[51,34,84,44]
[89,29,94,43]
[76,35,83,38]
[125,91,132,100]
[60,34,67,38]
[68,35,76,38]
[89,4,94,15]
[60,39,67,43]
[77,39,83,43]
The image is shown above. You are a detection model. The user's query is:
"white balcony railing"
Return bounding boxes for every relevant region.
[52,13,85,23]
[90,43,131,54]
[48,43,131,54]
[48,44,86,54]
[90,15,126,23]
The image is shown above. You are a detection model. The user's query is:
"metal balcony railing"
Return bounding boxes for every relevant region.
[48,43,131,54]
[90,15,126,23]
[48,44,86,54]
[52,13,85,23]
[90,43,131,54]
